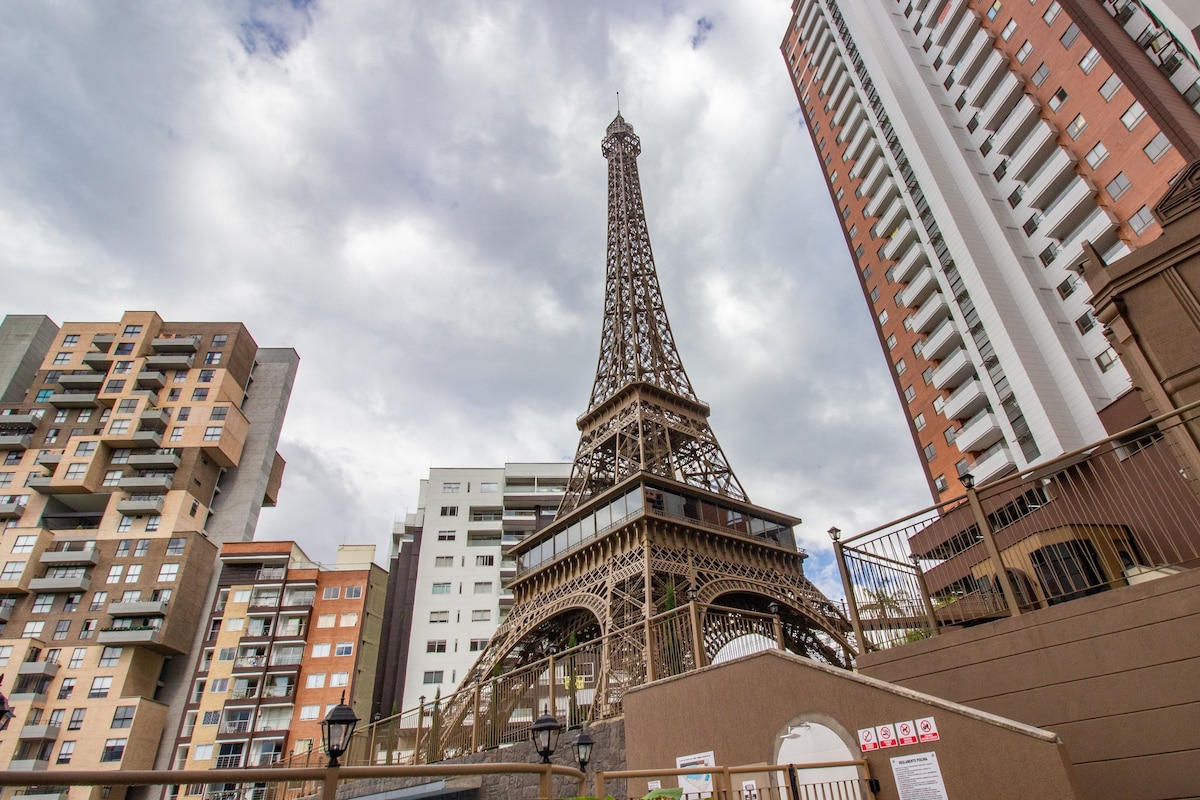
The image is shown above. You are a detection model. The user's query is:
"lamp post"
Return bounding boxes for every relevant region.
[320,693,360,768]
[828,525,867,657]
[574,729,594,772]
[530,709,563,764]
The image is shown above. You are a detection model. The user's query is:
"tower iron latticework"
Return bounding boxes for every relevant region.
[430,115,853,755]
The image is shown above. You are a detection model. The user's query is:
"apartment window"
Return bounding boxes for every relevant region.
[471,609,492,622]
[191,388,209,401]
[32,593,53,613]
[35,389,53,402]
[101,739,127,763]
[923,443,937,462]
[440,506,458,517]
[58,678,76,699]
[986,1,1001,20]
[12,535,36,554]
[306,673,326,689]
[434,556,453,567]
[67,647,86,668]
[474,581,493,594]
[437,532,456,541]
[117,515,133,532]
[470,639,489,651]
[1000,20,1016,41]
[299,706,320,721]
[323,587,340,599]
[1078,47,1100,74]
[1031,63,1049,87]
[20,620,44,639]
[1042,1,1061,24]
[122,325,142,337]
[113,362,133,376]
[429,611,449,623]
[878,310,889,325]
[1016,40,1032,63]
[480,482,498,492]
[62,334,79,347]
[1107,173,1131,201]
[1096,347,1119,373]
[1099,73,1122,101]
[427,640,447,653]
[169,427,184,442]
[80,619,97,639]
[1057,276,1078,299]
[106,420,130,438]
[111,706,135,728]
[52,352,71,365]
[331,672,349,687]
[166,537,186,556]
[935,475,949,493]
[0,473,11,489]
[442,482,461,493]
[476,554,495,566]
[157,563,179,581]
[1129,205,1155,235]
[203,426,222,441]
[111,448,130,463]
[1143,132,1171,163]
[75,441,96,456]
[904,386,916,403]
[340,612,358,626]
[423,671,444,684]
[104,379,125,393]
[887,334,898,350]
[99,647,122,667]
[65,463,87,480]
[198,369,215,383]
[914,413,927,431]
[53,619,70,640]
[311,643,331,657]
[1085,141,1108,169]
[1048,87,1068,112]
[57,741,75,765]
[125,564,142,583]
[107,565,124,583]
[0,645,12,665]
[1075,312,1097,334]
[89,676,113,698]
[895,359,907,376]
[432,583,451,595]
[345,585,362,599]
[1121,101,1146,130]
[944,427,958,445]
[211,334,228,348]
[1059,23,1080,48]
[1066,114,1087,139]
[316,614,336,628]
[68,708,87,730]
[203,352,222,365]
[869,287,880,303]
[89,592,107,611]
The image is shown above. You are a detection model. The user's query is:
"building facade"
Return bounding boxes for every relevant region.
[0,312,297,799]
[166,541,385,795]
[373,463,567,719]
[781,0,1200,499]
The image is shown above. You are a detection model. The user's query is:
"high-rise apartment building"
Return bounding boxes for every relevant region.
[372,463,567,719]
[167,542,384,791]
[0,312,297,797]
[781,0,1200,499]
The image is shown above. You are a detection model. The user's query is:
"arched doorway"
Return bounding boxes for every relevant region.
[774,716,863,799]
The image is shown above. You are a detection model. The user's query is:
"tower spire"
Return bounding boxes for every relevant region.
[558,114,746,514]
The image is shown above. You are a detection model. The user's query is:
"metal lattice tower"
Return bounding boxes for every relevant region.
[433,116,854,753]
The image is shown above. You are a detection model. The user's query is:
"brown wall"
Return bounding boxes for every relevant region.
[622,649,1079,800]
[859,567,1200,800]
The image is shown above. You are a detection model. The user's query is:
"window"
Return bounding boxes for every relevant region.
[52,352,71,365]
[480,481,499,492]
[202,710,221,725]
[331,671,350,687]
[429,611,449,623]
[89,591,107,611]
[306,673,326,689]
[209,406,227,422]
[100,646,122,667]
[474,581,493,594]
[107,565,124,583]
[340,612,358,626]
[1001,19,1016,41]
[1066,114,1087,139]
[1059,22,1080,48]
[12,535,36,554]
[65,463,87,480]
[935,475,949,493]
[1129,205,1155,235]
[111,706,135,728]
[1099,73,1122,101]
[191,388,209,401]
[1085,141,1108,169]
[440,506,458,517]
[35,389,53,402]
[1016,40,1032,63]
[1,560,25,580]
[1121,101,1146,130]
[869,287,880,302]
[1144,132,1171,163]
[1096,347,1119,373]
[169,427,184,442]
[923,443,937,462]
[345,585,362,599]
[434,556,453,567]
[471,609,492,622]
[475,554,495,566]
[1031,63,1049,87]
[31,593,53,613]
[0,473,10,489]
[125,564,142,582]
[90,676,113,698]
[58,678,76,699]
[0,645,12,665]
[300,706,320,721]
[103,469,123,486]
[62,334,79,347]
[914,413,927,431]
[122,325,142,337]
[895,359,907,376]
[335,642,353,656]
[211,334,228,348]
[101,739,127,763]
[427,640,447,653]
[904,386,916,403]
[167,388,181,402]
[1106,173,1131,201]
[80,619,97,639]
[57,741,75,765]
[1042,1,1061,24]
[166,537,186,556]
[68,647,86,668]
[470,639,489,651]
[322,586,340,600]
[423,671,444,684]
[878,310,889,325]
[1057,276,1078,299]
[203,352,222,365]
[886,334,898,350]
[1075,312,1096,334]
[111,449,130,464]
[432,583,451,595]
[1048,87,1068,112]
[986,1,1001,20]
[1079,47,1100,74]
[437,532,456,541]
[158,563,179,581]
[54,619,70,640]
[442,482,461,493]
[944,427,958,445]
[104,379,125,393]
[176,407,190,422]
[203,426,222,441]
[316,613,336,628]
[311,643,331,658]
[198,369,215,383]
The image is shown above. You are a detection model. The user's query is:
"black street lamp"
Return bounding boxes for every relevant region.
[320,693,360,767]
[960,472,975,490]
[574,729,594,773]
[530,709,564,764]
[827,526,841,542]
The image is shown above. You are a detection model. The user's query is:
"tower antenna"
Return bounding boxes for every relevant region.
[616,91,620,114]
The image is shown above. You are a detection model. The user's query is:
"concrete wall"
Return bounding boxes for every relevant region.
[622,649,1079,800]
[0,314,57,402]
[859,567,1200,800]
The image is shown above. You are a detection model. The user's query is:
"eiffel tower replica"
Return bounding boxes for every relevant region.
[427,114,853,756]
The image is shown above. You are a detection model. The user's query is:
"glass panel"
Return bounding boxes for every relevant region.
[626,485,643,513]
[609,494,627,522]
[566,522,580,549]
[595,503,611,531]
[579,513,595,540]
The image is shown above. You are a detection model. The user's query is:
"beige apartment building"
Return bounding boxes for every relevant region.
[0,312,297,800]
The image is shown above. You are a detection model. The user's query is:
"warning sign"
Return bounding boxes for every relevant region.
[916,716,940,743]
[877,723,899,749]
[896,720,919,746]
[858,727,879,752]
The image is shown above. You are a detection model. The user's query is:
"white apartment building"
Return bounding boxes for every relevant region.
[394,463,568,712]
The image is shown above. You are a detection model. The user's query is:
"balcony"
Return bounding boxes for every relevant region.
[0,414,41,431]
[922,319,962,362]
[19,791,67,800]
[8,691,47,704]
[81,351,113,370]
[954,410,1005,453]
[57,373,104,391]
[0,501,26,520]
[143,353,194,371]
[978,73,1023,134]
[19,724,60,740]
[858,157,890,200]
[234,655,270,670]
[39,546,100,566]
[219,720,252,735]
[28,575,90,593]
[931,346,976,391]
[993,95,1038,157]
[91,333,115,352]
[875,200,907,243]
[18,660,59,678]
[151,335,201,353]
[0,433,32,451]
[136,370,165,390]
[260,684,296,700]
[1010,121,1056,182]
[8,760,49,771]
[47,392,99,409]
[139,408,170,432]
[865,178,899,218]
[108,599,169,616]
[127,449,181,469]
[97,627,163,646]
[900,266,938,308]
[36,452,62,468]
[971,442,1017,484]
[891,242,928,284]
[129,430,163,449]
[118,475,173,493]
[883,219,919,262]
[116,495,165,516]
[943,379,987,420]
[911,292,951,334]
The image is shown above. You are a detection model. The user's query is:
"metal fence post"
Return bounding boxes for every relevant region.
[689,600,706,667]
[470,685,481,752]
[910,556,941,636]
[831,538,868,654]
[963,480,1022,616]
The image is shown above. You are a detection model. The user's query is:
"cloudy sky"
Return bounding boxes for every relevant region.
[1,0,931,598]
